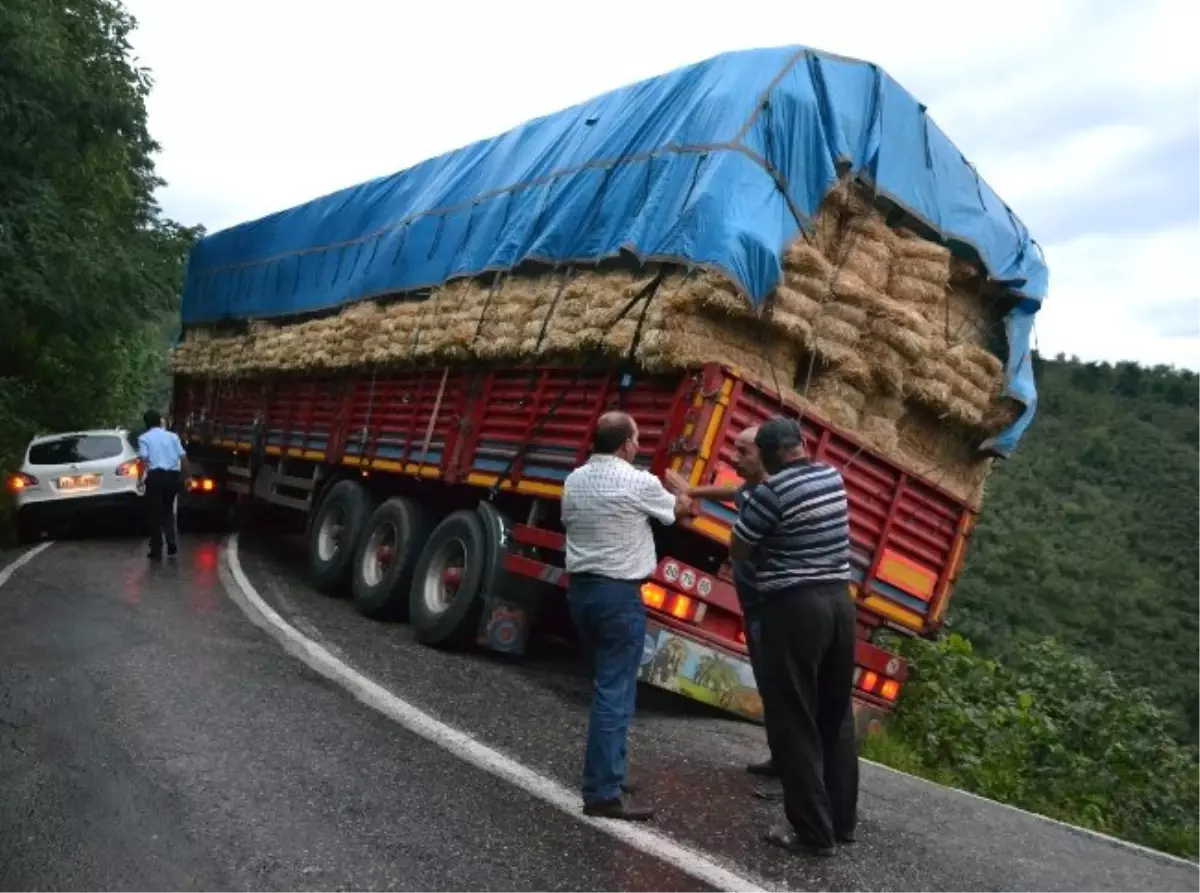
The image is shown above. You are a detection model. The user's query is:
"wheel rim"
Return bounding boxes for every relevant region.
[422,537,467,617]
[317,505,347,562]
[361,521,398,588]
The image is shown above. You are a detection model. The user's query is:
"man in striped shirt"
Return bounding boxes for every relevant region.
[730,416,859,857]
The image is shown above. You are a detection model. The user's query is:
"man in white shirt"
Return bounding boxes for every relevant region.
[561,411,692,821]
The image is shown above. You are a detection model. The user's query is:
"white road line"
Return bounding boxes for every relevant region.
[862,758,1199,868]
[0,541,53,589]
[221,534,774,893]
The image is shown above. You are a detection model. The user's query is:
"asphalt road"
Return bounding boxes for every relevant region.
[1,532,1196,892]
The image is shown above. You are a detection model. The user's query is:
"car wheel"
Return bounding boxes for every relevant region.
[308,479,375,594]
[351,497,433,620]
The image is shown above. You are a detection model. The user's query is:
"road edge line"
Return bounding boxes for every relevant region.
[221,533,777,893]
[861,758,1198,868]
[0,541,53,589]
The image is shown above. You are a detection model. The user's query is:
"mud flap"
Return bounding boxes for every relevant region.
[473,502,547,657]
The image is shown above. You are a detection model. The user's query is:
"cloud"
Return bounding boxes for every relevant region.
[1144,299,1200,340]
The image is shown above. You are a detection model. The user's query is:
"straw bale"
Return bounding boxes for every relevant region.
[775,286,822,320]
[893,228,952,264]
[864,395,907,421]
[860,415,899,453]
[888,274,945,307]
[830,270,888,313]
[862,340,908,395]
[945,342,1004,393]
[892,256,951,287]
[784,241,835,280]
[838,217,896,292]
[677,275,754,319]
[805,374,867,429]
[944,285,1002,348]
[897,407,991,507]
[811,315,860,349]
[769,309,813,341]
[867,316,930,362]
[823,300,869,328]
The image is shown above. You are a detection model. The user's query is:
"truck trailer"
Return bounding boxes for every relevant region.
[169,45,1047,734]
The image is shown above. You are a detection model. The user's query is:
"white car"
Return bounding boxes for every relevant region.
[7,429,145,543]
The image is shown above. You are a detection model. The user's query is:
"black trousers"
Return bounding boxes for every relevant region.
[757,581,859,848]
[144,469,181,555]
[742,600,783,765]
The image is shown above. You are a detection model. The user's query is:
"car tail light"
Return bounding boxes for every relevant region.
[667,593,697,622]
[187,477,217,493]
[640,583,700,623]
[7,472,38,493]
[116,459,142,477]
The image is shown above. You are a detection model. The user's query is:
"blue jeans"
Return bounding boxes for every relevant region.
[568,575,646,805]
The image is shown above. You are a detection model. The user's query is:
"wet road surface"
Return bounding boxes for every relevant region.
[2,533,1197,892]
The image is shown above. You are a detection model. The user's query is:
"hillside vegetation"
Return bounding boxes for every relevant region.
[865,356,1199,859]
[0,0,200,535]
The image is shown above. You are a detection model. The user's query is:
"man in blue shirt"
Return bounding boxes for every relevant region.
[137,410,188,560]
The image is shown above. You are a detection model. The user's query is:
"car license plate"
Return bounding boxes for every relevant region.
[58,474,100,491]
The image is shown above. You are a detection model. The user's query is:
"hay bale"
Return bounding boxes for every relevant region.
[888,275,945,307]
[805,374,867,430]
[830,270,888,313]
[945,342,1004,393]
[784,241,835,280]
[862,340,908,396]
[892,256,951,287]
[775,286,822,320]
[860,415,899,453]
[838,216,896,292]
[897,407,991,507]
[894,228,952,264]
[867,316,930,362]
[823,300,869,328]
[811,315,860,349]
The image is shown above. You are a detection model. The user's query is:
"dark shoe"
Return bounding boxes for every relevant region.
[837,829,857,845]
[764,825,835,858]
[147,551,162,560]
[746,758,778,778]
[166,544,178,558]
[583,797,655,822]
[753,786,785,802]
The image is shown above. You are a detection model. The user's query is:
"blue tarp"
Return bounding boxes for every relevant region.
[180,45,1046,456]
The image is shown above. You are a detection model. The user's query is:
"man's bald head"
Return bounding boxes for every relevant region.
[733,425,765,483]
[593,411,638,458]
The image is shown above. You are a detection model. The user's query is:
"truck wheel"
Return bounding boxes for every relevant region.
[351,497,433,620]
[409,509,489,648]
[308,479,374,594]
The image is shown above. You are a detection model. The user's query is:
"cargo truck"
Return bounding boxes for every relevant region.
[169,45,1046,735]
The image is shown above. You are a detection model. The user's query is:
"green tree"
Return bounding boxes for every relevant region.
[0,0,200,538]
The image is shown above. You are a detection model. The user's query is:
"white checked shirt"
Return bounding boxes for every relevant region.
[561,454,678,580]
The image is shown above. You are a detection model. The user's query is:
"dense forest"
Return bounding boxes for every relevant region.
[954,356,1199,743]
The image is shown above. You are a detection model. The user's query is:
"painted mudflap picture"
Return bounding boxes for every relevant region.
[639,624,764,722]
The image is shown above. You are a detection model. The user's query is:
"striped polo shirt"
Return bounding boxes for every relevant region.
[731,459,851,592]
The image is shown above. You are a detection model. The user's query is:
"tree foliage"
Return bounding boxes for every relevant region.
[864,633,1198,860]
[951,356,1199,744]
[0,0,200,528]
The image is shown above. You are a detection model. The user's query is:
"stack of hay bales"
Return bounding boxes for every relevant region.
[170,181,1018,505]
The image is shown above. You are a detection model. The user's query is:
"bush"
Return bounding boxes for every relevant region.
[863,633,1199,860]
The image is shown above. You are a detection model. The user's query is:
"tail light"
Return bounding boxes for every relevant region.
[116,459,142,477]
[855,668,901,702]
[640,583,701,623]
[187,477,216,493]
[7,472,38,493]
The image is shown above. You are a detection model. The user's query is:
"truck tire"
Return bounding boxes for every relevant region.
[308,479,374,594]
[351,496,433,620]
[409,509,489,648]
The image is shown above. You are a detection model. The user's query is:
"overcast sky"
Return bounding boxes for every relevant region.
[124,0,1198,371]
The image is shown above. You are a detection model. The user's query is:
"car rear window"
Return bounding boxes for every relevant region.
[27,435,125,466]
